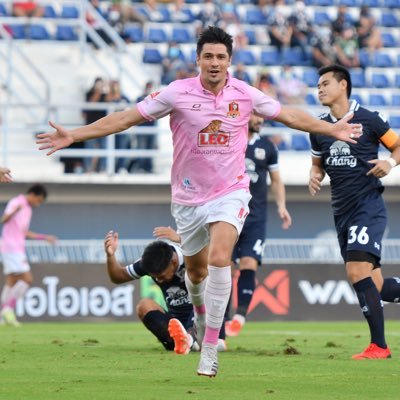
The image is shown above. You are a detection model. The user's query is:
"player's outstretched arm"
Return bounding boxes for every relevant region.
[309,157,325,196]
[37,107,147,156]
[26,231,58,244]
[104,230,132,284]
[274,106,362,144]
[0,167,12,183]
[153,226,181,243]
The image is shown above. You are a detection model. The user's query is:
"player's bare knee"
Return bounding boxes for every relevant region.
[136,298,160,320]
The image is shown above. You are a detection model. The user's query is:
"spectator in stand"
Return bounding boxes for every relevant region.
[196,0,221,35]
[310,24,336,69]
[288,0,312,58]
[334,26,360,69]
[170,0,193,23]
[267,2,293,52]
[86,0,113,47]
[126,81,157,173]
[276,65,307,105]
[254,70,277,99]
[105,80,131,173]
[332,5,354,39]
[356,6,382,53]
[83,77,109,173]
[12,1,44,18]
[143,0,165,22]
[161,41,187,85]
[233,63,252,85]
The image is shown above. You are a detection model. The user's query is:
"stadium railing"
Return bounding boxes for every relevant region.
[3,238,400,265]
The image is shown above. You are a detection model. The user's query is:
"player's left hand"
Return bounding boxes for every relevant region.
[366,159,392,178]
[104,230,119,256]
[333,113,362,144]
[153,226,181,243]
[0,167,12,183]
[46,235,58,245]
[278,207,292,230]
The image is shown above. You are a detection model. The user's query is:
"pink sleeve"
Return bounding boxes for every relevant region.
[4,197,19,215]
[249,86,281,120]
[137,82,177,121]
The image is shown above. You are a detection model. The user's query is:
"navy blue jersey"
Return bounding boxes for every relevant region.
[310,101,391,215]
[245,133,279,224]
[125,243,192,319]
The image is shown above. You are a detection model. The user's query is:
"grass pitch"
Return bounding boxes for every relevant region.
[0,321,399,400]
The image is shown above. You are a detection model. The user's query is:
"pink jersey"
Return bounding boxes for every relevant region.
[137,74,281,206]
[1,194,32,253]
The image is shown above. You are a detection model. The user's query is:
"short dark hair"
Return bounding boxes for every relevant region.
[141,241,173,275]
[27,184,47,199]
[196,26,233,58]
[318,64,352,98]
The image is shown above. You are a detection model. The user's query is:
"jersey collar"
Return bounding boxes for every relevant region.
[248,133,261,145]
[329,99,358,122]
[196,72,232,94]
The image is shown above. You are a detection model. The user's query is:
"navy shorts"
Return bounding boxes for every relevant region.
[232,219,266,265]
[334,190,386,265]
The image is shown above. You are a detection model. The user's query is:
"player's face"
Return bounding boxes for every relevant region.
[317,72,347,106]
[197,43,231,91]
[150,256,178,284]
[29,194,46,208]
[248,115,264,133]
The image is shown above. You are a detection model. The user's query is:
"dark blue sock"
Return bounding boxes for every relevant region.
[353,277,386,349]
[142,310,174,350]
[381,277,400,303]
[236,269,256,317]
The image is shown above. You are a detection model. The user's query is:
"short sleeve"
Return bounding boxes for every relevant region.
[249,85,281,120]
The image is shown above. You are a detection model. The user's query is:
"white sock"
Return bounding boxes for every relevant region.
[4,280,29,308]
[1,285,11,306]
[185,272,207,309]
[205,265,232,330]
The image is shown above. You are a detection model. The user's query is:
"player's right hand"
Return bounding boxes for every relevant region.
[153,226,181,243]
[309,173,323,196]
[36,121,75,156]
[104,230,119,256]
[0,167,12,183]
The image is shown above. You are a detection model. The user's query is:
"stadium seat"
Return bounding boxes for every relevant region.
[381,13,398,27]
[383,0,400,6]
[123,26,144,42]
[363,0,380,6]
[303,69,319,87]
[369,94,387,106]
[245,8,267,24]
[27,24,50,40]
[351,94,364,105]
[392,95,400,106]
[158,7,171,23]
[313,11,331,25]
[359,50,371,68]
[390,116,400,128]
[148,28,168,43]
[261,49,279,66]
[245,30,257,45]
[142,48,162,64]
[373,52,392,68]
[44,5,57,18]
[371,73,390,88]
[9,24,25,39]
[232,49,256,65]
[171,27,192,44]
[305,93,318,105]
[350,70,366,88]
[395,75,400,87]
[61,5,79,18]
[381,32,397,48]
[291,134,310,151]
[56,25,78,41]
[281,47,307,66]
[0,3,8,16]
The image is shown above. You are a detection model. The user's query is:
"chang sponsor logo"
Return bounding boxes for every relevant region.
[325,140,357,168]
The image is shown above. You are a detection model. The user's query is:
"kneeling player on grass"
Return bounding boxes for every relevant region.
[104,230,226,354]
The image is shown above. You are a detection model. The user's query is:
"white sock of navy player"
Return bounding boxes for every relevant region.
[204,266,231,347]
[185,272,207,342]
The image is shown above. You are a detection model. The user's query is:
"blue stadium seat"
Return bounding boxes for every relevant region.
[44,5,57,18]
[381,13,398,27]
[359,49,371,68]
[9,24,25,39]
[369,94,387,106]
[381,32,397,47]
[148,28,168,43]
[171,27,192,44]
[0,3,8,16]
[245,30,257,45]
[56,26,78,41]
[143,48,162,64]
[395,74,400,87]
[281,47,307,66]
[245,9,267,24]
[392,95,400,106]
[305,93,317,105]
[351,94,364,105]
[27,24,50,40]
[232,49,256,65]
[123,26,144,42]
[158,7,171,23]
[371,74,390,88]
[61,5,79,18]
[261,49,279,66]
[291,134,310,151]
[313,11,331,25]
[314,0,335,5]
[350,70,366,87]
[390,116,400,128]
[383,0,400,7]
[302,69,319,87]
[373,52,392,68]
[363,0,380,6]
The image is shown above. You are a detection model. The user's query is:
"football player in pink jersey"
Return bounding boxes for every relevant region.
[1,184,57,326]
[37,26,362,377]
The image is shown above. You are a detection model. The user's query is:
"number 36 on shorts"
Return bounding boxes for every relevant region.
[348,225,369,245]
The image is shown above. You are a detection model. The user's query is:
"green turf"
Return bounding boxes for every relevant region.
[0,321,399,400]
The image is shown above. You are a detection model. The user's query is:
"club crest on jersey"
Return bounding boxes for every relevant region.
[227,101,240,118]
[150,91,160,98]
